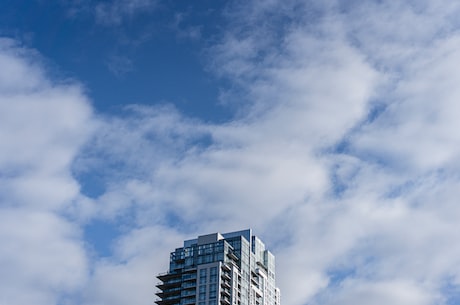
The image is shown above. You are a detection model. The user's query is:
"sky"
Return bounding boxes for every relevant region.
[1,0,460,305]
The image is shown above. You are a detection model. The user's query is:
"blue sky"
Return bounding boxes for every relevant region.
[1,0,227,119]
[2,1,460,305]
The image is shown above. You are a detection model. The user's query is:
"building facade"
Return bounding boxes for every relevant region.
[156,229,280,305]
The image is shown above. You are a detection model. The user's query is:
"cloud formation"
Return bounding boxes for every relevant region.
[94,0,157,26]
[3,1,460,305]
[0,38,93,305]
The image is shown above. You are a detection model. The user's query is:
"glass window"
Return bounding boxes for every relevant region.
[200,268,207,284]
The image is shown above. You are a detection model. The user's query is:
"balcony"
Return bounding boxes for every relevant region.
[155,300,180,305]
[221,280,231,289]
[181,297,196,305]
[158,272,181,282]
[182,282,196,289]
[221,272,231,281]
[156,287,181,298]
[157,279,182,290]
[221,288,231,297]
[256,262,267,272]
[182,273,197,282]
[227,252,239,262]
[181,290,196,297]
[155,294,181,305]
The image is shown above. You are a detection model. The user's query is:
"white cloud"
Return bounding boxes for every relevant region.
[0,38,47,93]
[106,54,134,77]
[321,279,436,305]
[351,34,460,172]
[4,1,460,305]
[95,0,157,26]
[84,226,186,305]
[0,39,94,211]
[0,39,93,305]
[78,2,460,305]
[0,209,87,305]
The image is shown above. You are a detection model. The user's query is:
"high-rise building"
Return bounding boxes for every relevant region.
[155,229,281,305]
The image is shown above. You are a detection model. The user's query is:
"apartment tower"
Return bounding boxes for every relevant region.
[155,229,281,305]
